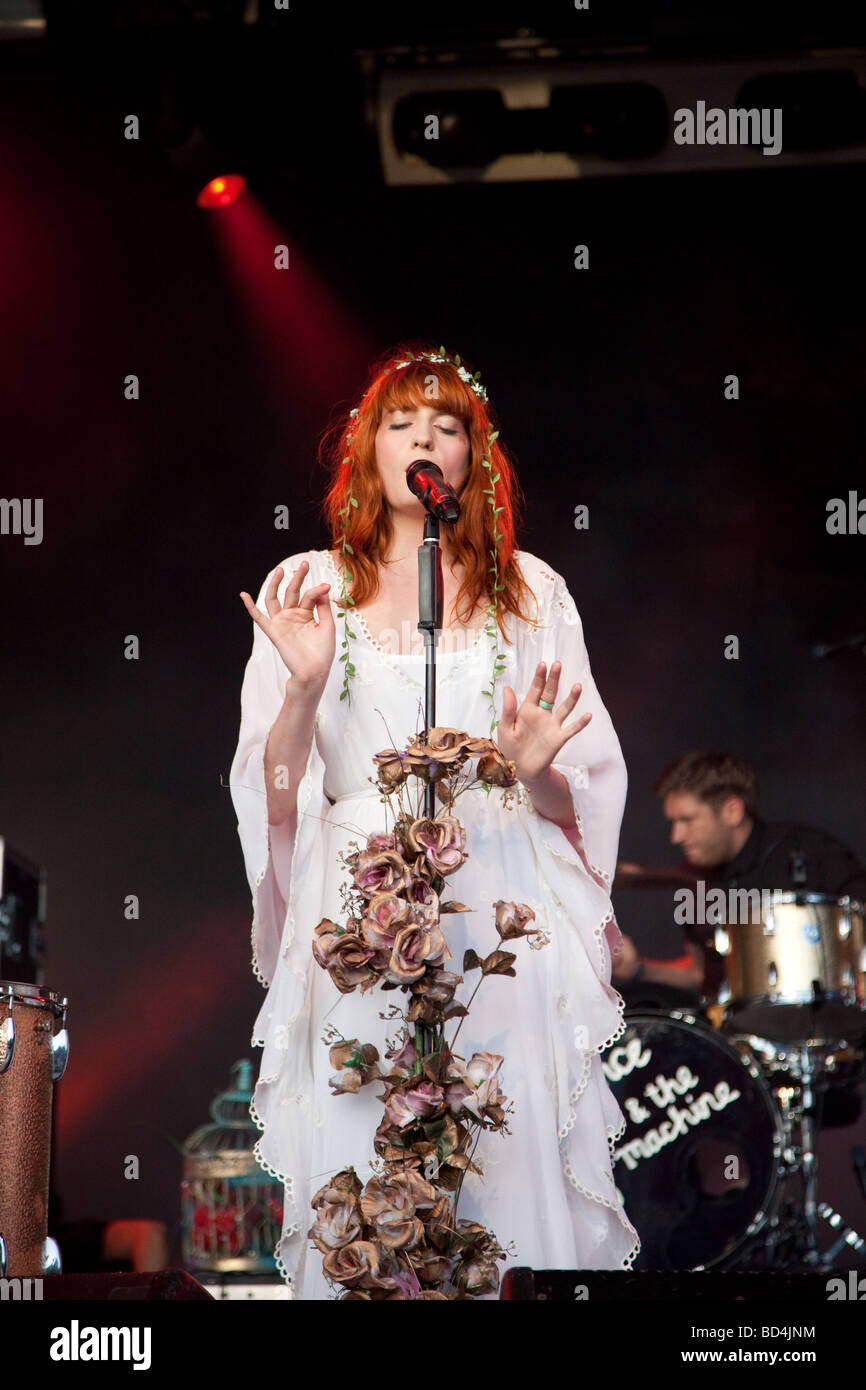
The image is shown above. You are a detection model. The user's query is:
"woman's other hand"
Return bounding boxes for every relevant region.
[239,559,335,691]
[498,660,592,784]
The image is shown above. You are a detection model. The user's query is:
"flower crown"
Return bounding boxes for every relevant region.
[335,346,506,736]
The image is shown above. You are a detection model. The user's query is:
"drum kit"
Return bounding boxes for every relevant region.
[0,982,68,1279]
[603,881,866,1272]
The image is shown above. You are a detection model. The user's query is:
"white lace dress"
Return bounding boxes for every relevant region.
[229,547,640,1298]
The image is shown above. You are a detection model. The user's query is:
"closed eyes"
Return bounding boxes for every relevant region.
[389,423,457,434]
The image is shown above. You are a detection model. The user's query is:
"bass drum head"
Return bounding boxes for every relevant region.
[601,1010,781,1270]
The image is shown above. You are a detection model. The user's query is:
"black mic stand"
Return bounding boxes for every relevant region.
[416,513,445,821]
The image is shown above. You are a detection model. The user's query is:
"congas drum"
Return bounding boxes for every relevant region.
[714,893,866,1046]
[0,982,68,1278]
[601,1010,782,1270]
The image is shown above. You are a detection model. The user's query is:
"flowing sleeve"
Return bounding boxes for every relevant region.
[228,551,329,988]
[540,570,627,897]
[510,558,630,988]
[228,552,333,1269]
[509,563,638,1265]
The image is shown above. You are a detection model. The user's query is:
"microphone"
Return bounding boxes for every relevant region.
[406,460,461,523]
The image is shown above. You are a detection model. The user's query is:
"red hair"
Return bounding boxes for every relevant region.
[318,341,541,643]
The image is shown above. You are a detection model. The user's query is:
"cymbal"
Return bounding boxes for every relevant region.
[613,861,700,890]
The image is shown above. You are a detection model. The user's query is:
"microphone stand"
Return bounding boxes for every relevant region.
[416,513,445,821]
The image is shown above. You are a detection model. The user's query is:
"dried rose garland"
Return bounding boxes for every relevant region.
[309,727,550,1300]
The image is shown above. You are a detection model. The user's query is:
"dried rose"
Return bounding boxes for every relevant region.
[493,899,539,941]
[405,815,467,877]
[444,1079,474,1116]
[308,1200,363,1254]
[405,728,474,780]
[328,1039,380,1095]
[453,1254,500,1296]
[319,932,377,994]
[446,1052,506,1122]
[401,1168,439,1212]
[410,967,461,1006]
[359,892,411,954]
[408,900,440,932]
[405,877,439,906]
[476,747,518,787]
[360,1171,433,1212]
[353,848,412,899]
[412,1247,454,1285]
[387,922,449,984]
[424,1194,454,1251]
[383,1078,445,1128]
[360,1173,433,1253]
[321,1239,383,1289]
[329,1038,379,1071]
[312,917,342,970]
[367,830,397,852]
[373,749,411,787]
[310,1169,362,1211]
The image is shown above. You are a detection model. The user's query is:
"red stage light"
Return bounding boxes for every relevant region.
[197,174,247,209]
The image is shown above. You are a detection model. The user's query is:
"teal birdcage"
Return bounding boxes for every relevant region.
[181,1059,283,1274]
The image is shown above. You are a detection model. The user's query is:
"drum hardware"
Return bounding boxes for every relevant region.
[42,1236,62,1275]
[817,1203,866,1264]
[710,893,866,1265]
[708,1045,865,1272]
[730,1031,865,1088]
[0,1012,13,1073]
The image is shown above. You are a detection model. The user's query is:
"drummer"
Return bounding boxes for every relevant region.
[613,749,866,993]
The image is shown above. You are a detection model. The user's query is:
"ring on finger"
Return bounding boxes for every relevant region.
[538,660,559,711]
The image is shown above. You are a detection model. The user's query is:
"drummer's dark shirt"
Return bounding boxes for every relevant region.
[686,818,866,989]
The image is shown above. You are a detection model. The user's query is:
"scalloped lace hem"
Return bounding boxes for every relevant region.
[562,1149,640,1270]
[250,1100,300,1292]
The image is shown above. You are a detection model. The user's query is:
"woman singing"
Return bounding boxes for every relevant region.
[230,342,639,1297]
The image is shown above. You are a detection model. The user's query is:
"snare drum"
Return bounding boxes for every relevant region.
[601,1010,782,1270]
[0,982,68,1278]
[715,893,866,1045]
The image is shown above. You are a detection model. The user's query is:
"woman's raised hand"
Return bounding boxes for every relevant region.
[239,559,335,692]
[497,660,592,785]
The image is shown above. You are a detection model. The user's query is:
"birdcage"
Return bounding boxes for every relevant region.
[181,1059,283,1274]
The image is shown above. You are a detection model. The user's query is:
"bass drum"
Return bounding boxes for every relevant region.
[601,1010,782,1270]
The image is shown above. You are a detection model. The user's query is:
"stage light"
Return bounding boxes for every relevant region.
[196,174,247,209]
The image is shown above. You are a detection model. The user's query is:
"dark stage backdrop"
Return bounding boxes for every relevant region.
[1,20,864,1262]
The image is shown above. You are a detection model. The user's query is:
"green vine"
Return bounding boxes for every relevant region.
[337,418,360,707]
[481,427,506,740]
